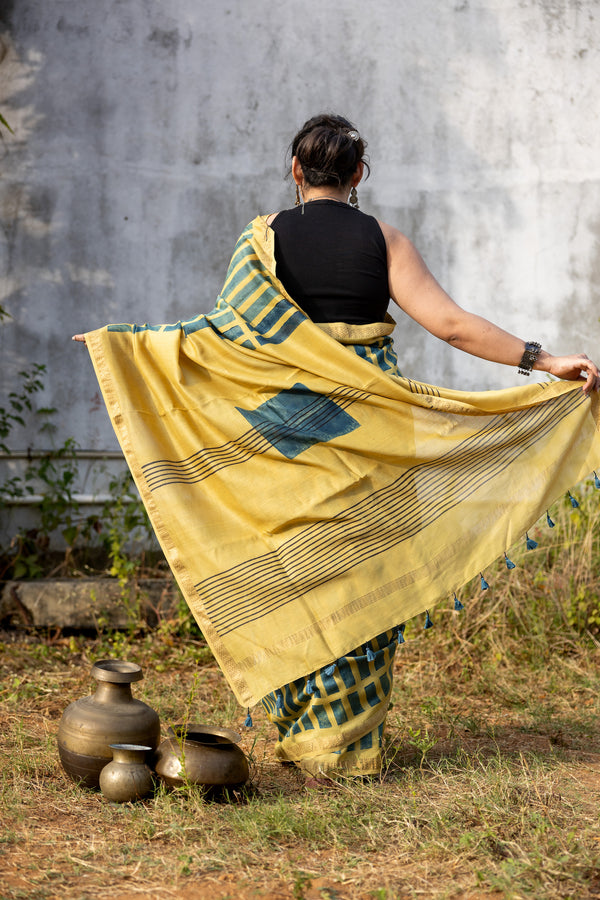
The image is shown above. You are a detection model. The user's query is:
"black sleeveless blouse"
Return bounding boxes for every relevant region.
[270,200,390,324]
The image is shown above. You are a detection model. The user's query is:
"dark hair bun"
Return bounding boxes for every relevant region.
[289,113,370,187]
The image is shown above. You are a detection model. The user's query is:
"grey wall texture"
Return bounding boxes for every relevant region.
[1,0,599,522]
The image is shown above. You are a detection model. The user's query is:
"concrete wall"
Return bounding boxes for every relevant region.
[1,0,599,522]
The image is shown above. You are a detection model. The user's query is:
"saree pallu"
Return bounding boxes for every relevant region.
[85,216,600,708]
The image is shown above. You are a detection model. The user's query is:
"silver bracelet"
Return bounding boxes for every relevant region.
[518,341,542,376]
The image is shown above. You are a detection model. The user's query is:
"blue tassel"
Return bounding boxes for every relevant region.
[424,610,434,630]
[244,708,253,728]
[276,689,284,710]
[306,677,320,698]
[568,491,579,509]
[365,645,376,662]
[504,553,516,570]
[546,511,555,528]
[480,573,489,591]
[396,624,405,644]
[324,662,337,677]
[594,471,600,490]
[526,533,538,550]
[454,593,465,611]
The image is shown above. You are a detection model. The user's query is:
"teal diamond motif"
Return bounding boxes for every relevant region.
[237,383,360,459]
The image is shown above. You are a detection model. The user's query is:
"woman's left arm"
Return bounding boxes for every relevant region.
[379,221,600,394]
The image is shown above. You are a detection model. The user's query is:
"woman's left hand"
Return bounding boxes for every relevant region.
[72,334,87,344]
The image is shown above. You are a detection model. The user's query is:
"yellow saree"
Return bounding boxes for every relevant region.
[86,216,600,708]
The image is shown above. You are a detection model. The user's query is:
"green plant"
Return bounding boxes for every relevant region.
[0,365,95,577]
[0,362,161,582]
[292,870,313,900]
[0,112,13,135]
[99,471,155,585]
[0,364,54,454]
[166,671,203,790]
[0,436,101,579]
[406,725,438,767]
[89,470,159,630]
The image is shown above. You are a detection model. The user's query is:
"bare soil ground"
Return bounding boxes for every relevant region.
[2,616,600,900]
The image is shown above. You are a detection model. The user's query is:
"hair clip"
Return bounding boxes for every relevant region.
[347,130,359,141]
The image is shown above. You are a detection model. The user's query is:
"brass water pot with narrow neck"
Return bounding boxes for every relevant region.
[57,659,160,789]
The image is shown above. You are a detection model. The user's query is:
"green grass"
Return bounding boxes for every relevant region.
[1,480,600,899]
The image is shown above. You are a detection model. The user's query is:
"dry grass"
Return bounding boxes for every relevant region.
[1,483,600,900]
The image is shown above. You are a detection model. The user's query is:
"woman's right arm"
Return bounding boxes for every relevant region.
[378,220,600,394]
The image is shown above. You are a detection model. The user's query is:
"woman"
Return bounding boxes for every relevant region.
[74,113,600,784]
[267,114,598,390]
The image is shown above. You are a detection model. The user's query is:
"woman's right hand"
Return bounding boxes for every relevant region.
[536,351,600,395]
[72,334,87,344]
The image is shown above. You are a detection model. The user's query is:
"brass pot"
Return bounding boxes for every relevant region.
[99,744,154,803]
[57,659,161,789]
[154,724,249,792]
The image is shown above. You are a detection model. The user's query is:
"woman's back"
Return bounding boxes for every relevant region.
[271,199,389,325]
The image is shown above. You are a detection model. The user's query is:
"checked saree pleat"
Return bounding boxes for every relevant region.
[86,216,600,707]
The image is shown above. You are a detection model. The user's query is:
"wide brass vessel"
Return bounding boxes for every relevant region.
[154,724,249,792]
[57,659,160,788]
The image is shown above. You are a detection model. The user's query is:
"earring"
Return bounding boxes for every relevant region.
[295,185,301,207]
[349,187,359,209]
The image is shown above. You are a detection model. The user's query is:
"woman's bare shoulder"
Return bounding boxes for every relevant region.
[266,212,279,227]
[376,219,412,249]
